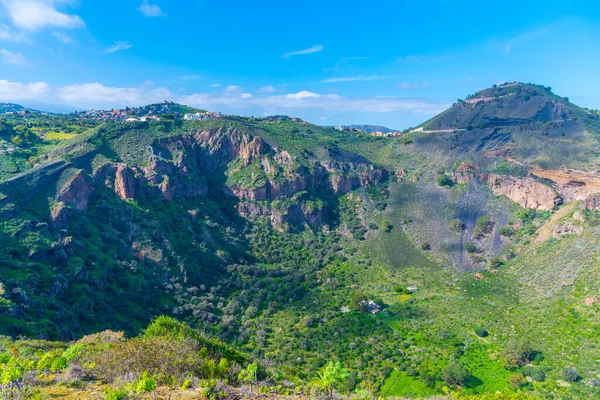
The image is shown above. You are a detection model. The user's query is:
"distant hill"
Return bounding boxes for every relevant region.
[344,124,396,133]
[18,100,81,114]
[415,82,600,169]
[128,101,205,117]
[0,103,26,113]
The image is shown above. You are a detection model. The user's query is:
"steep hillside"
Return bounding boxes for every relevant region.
[414,82,600,170]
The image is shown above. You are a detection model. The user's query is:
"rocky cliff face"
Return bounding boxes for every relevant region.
[49,128,382,230]
[51,169,95,228]
[487,174,562,210]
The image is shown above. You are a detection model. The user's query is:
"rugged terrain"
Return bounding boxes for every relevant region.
[1,83,600,399]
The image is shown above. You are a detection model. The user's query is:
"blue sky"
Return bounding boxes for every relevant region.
[1,0,600,128]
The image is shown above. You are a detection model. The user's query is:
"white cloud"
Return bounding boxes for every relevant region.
[282,44,324,58]
[321,75,393,84]
[52,31,74,43]
[210,83,222,88]
[138,1,165,17]
[1,0,85,31]
[257,85,276,94]
[285,91,320,100]
[224,85,243,92]
[0,80,48,100]
[104,41,134,54]
[0,23,29,42]
[57,82,172,107]
[0,79,448,117]
[179,89,448,115]
[0,48,26,64]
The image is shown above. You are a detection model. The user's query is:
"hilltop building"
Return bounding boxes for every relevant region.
[184,113,207,121]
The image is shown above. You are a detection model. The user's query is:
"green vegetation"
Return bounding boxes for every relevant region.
[1,87,600,399]
[437,174,453,187]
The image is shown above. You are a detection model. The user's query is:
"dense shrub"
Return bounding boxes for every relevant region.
[449,218,465,233]
[437,174,453,187]
[474,326,488,337]
[92,336,207,384]
[502,338,535,368]
[381,220,393,233]
[465,242,478,253]
[509,373,526,388]
[144,316,246,364]
[561,367,580,382]
[443,363,468,386]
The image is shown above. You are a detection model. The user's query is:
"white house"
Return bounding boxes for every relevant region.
[184,113,207,121]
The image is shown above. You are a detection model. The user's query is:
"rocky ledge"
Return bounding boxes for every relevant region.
[49,128,383,229]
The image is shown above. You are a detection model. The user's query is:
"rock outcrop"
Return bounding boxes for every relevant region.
[51,169,95,227]
[582,194,600,210]
[487,174,562,210]
[114,164,140,201]
[46,128,381,230]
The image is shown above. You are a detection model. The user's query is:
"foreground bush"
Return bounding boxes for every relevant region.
[143,316,247,364]
[92,336,208,384]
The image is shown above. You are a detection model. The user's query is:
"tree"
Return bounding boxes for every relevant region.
[509,373,527,389]
[474,326,488,337]
[465,242,478,253]
[562,367,580,382]
[499,226,514,237]
[489,256,504,269]
[449,219,465,233]
[381,220,393,233]
[437,174,453,187]
[475,216,491,234]
[314,361,350,398]
[11,135,24,146]
[402,136,412,145]
[502,338,535,368]
[442,363,468,386]
[351,291,368,312]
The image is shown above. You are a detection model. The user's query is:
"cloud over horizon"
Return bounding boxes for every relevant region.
[0,79,450,118]
[321,75,394,84]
